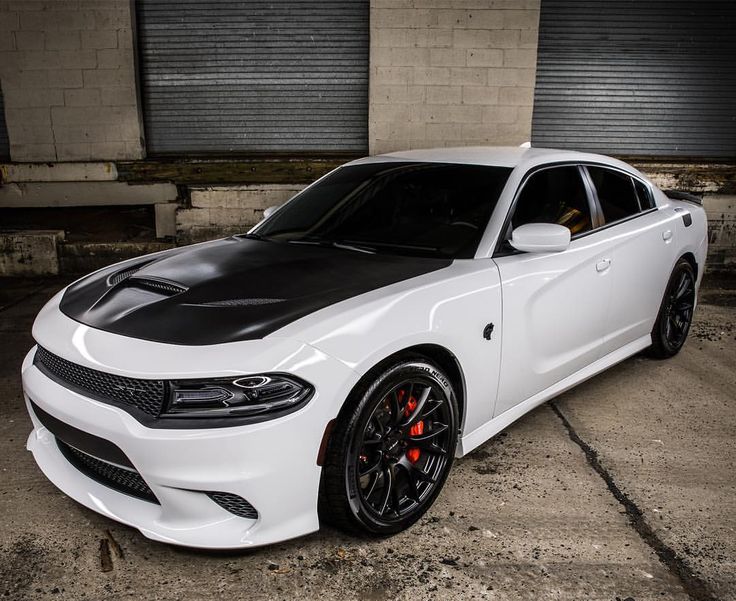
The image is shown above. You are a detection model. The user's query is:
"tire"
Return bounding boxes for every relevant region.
[319,357,459,536]
[648,258,696,359]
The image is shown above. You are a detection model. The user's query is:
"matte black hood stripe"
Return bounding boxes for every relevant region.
[60,237,451,345]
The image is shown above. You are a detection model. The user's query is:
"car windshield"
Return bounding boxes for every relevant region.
[252,162,512,259]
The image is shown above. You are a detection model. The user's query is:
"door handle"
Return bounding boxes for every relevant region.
[596,258,611,272]
[662,229,673,241]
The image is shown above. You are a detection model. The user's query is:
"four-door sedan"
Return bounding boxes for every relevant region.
[22,146,707,548]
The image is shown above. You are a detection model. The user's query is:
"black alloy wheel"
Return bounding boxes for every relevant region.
[319,359,458,535]
[649,259,696,358]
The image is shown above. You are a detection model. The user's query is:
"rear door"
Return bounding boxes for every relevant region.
[584,166,679,355]
[493,165,615,417]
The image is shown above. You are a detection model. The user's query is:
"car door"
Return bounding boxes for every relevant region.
[492,165,615,417]
[584,165,679,355]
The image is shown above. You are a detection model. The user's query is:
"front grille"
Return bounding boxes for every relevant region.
[34,346,166,416]
[57,439,159,504]
[206,491,258,519]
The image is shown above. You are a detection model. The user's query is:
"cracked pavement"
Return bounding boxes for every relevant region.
[1,276,734,601]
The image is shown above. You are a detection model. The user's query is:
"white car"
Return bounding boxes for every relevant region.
[22,147,707,549]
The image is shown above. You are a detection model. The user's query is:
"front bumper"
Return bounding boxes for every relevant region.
[22,299,358,549]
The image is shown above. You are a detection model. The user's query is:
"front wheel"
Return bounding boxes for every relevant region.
[319,359,458,536]
[648,259,696,359]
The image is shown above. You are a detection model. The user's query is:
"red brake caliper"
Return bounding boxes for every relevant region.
[403,392,424,464]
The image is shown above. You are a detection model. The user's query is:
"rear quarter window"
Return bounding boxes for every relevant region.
[587,166,641,223]
[633,178,655,209]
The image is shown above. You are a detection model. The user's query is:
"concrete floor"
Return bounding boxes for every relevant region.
[1,277,734,601]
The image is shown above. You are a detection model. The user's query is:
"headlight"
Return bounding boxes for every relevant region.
[163,374,313,419]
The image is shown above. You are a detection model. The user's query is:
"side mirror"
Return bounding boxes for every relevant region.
[509,223,571,253]
[262,205,281,219]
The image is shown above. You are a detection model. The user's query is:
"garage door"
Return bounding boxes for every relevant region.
[531,0,736,158]
[136,0,369,155]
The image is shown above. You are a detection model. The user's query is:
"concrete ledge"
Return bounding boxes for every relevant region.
[0,181,178,208]
[704,194,736,270]
[178,184,304,244]
[59,241,174,274]
[0,162,118,183]
[0,230,65,276]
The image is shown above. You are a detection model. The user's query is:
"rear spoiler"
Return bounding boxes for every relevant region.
[663,190,703,206]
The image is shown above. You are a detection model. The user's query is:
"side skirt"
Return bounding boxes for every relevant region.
[456,334,652,457]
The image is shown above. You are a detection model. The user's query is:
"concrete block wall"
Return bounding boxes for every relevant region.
[369,0,540,154]
[0,0,143,161]
[178,185,305,244]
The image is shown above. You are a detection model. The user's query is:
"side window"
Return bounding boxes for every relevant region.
[511,166,592,236]
[587,166,641,223]
[633,178,654,210]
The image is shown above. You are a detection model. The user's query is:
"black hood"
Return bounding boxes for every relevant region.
[59,237,451,345]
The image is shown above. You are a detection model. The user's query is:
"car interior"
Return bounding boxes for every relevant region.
[511,166,593,236]
[587,166,642,223]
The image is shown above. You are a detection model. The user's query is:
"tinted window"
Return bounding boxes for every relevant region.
[588,166,641,222]
[255,162,512,259]
[511,166,592,236]
[634,179,654,209]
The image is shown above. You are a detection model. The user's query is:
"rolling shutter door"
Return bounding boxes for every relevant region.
[0,85,9,160]
[531,0,736,158]
[136,0,369,155]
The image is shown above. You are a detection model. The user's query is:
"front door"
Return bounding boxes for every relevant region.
[493,165,614,416]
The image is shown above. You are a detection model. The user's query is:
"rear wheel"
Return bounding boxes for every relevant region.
[648,259,696,358]
[319,359,458,535]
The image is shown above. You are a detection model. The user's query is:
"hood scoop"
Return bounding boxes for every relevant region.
[107,265,141,287]
[124,277,188,296]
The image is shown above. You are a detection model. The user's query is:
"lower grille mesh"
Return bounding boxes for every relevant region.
[57,439,159,504]
[206,491,258,519]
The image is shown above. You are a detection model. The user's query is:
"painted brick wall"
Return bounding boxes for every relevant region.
[369,0,540,154]
[0,0,143,161]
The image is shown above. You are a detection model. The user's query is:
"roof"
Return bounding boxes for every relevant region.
[347,146,642,177]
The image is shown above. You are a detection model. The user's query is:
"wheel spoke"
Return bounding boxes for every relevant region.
[410,463,436,484]
[421,398,444,419]
[364,472,380,499]
[400,463,421,502]
[408,423,449,443]
[374,413,386,437]
[667,314,679,338]
[377,467,393,515]
[359,454,383,477]
[676,301,693,313]
[390,466,403,514]
[675,272,689,299]
[409,437,446,453]
[401,385,432,428]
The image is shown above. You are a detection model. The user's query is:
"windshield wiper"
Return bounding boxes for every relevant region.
[342,240,440,252]
[286,238,376,254]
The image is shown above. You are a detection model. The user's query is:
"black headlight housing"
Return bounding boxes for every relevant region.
[163,374,314,419]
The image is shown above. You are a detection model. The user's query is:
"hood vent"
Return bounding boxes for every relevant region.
[126,277,187,296]
[107,265,141,287]
[195,298,285,307]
